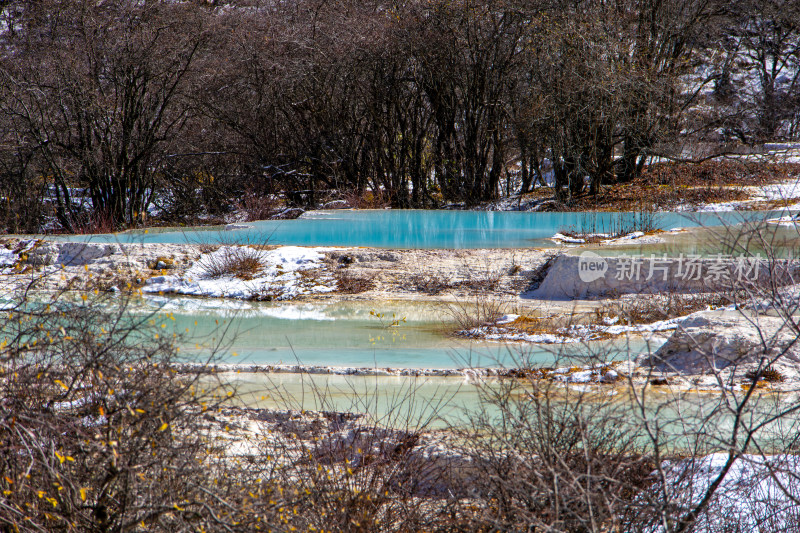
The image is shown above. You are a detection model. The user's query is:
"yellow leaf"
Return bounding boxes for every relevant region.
[79,488,87,502]
[159,422,168,431]
[54,380,67,390]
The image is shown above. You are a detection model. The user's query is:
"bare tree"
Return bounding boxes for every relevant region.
[0,0,210,230]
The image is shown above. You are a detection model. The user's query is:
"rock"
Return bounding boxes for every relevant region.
[600,369,619,383]
[646,310,800,373]
[272,208,304,220]
[55,242,121,266]
[376,251,400,262]
[533,254,782,299]
[321,200,350,210]
[25,242,60,266]
[150,256,175,270]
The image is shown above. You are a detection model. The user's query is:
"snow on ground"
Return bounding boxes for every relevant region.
[479,329,579,344]
[550,365,620,384]
[0,239,35,271]
[759,178,800,201]
[681,175,800,212]
[767,214,799,226]
[495,314,520,325]
[463,315,685,345]
[550,232,602,244]
[550,231,662,246]
[0,247,18,267]
[645,453,800,532]
[143,246,337,300]
[142,295,338,320]
[570,316,685,336]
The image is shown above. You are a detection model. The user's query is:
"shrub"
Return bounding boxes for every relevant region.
[443,293,508,331]
[745,366,785,383]
[620,291,730,324]
[560,209,663,241]
[197,246,264,280]
[0,288,233,531]
[335,268,376,293]
[408,272,454,294]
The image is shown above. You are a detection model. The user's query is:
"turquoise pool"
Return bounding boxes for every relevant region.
[51,209,786,249]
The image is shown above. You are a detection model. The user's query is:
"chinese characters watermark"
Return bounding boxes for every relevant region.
[577,252,762,284]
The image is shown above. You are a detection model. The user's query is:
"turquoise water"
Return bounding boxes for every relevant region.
[51,209,784,249]
[137,297,650,369]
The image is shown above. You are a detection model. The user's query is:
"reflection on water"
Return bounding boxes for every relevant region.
[583,215,800,257]
[49,209,788,249]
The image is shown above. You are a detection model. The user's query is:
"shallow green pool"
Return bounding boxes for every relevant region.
[136,297,652,369]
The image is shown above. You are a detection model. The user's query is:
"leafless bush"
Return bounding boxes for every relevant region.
[236,192,281,222]
[57,209,117,235]
[561,209,664,242]
[0,287,234,531]
[619,291,731,324]
[448,372,656,531]
[408,272,454,295]
[443,294,508,331]
[217,369,468,532]
[196,246,264,280]
[335,268,376,294]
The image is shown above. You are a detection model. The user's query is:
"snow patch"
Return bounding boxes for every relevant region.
[462,316,685,344]
[646,454,800,533]
[143,246,337,300]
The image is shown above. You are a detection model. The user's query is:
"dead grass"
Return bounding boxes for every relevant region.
[565,160,800,211]
[745,366,785,383]
[198,246,264,280]
[499,315,552,335]
[198,243,220,254]
[443,295,508,331]
[407,271,504,295]
[408,273,454,294]
[619,292,730,324]
[340,188,391,209]
[334,268,376,294]
[236,192,282,222]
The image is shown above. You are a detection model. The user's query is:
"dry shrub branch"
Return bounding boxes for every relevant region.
[0,289,235,531]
